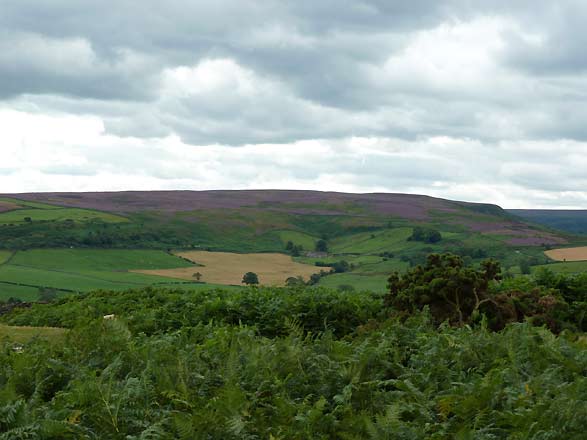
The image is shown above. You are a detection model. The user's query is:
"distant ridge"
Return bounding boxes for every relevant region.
[2,190,566,246]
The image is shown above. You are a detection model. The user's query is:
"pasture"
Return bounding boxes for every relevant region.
[0,324,67,343]
[329,227,414,254]
[133,251,321,286]
[0,249,214,300]
[277,230,317,249]
[317,272,389,293]
[533,261,587,274]
[0,207,127,225]
[545,246,587,262]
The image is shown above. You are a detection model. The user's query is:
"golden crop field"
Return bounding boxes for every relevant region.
[133,251,322,286]
[545,246,587,262]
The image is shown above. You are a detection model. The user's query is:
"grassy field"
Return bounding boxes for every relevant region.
[10,249,195,271]
[0,284,42,301]
[0,324,67,343]
[0,250,13,265]
[0,207,128,225]
[277,230,317,249]
[533,261,587,274]
[134,251,322,286]
[317,272,389,292]
[329,227,414,254]
[0,249,216,299]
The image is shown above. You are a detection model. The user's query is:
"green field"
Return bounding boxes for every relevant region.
[0,284,42,301]
[10,249,195,271]
[0,249,233,299]
[317,272,389,292]
[0,207,127,225]
[533,261,587,274]
[0,324,67,343]
[0,250,13,265]
[277,230,317,249]
[329,227,414,254]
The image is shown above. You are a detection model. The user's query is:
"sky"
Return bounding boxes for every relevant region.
[1,1,587,208]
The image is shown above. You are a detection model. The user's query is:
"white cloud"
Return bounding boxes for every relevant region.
[2,1,587,207]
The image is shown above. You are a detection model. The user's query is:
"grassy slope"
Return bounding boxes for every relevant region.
[0,324,67,343]
[0,207,127,224]
[0,249,219,297]
[0,193,579,297]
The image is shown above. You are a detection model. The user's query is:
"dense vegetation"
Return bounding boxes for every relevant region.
[2,261,587,438]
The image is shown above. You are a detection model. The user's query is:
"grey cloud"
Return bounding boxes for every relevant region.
[2,0,587,147]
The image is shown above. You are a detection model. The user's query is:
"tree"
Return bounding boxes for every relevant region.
[315,239,328,253]
[519,259,532,275]
[193,272,203,281]
[385,253,502,326]
[38,287,58,302]
[242,272,259,285]
[285,241,294,251]
[285,276,305,287]
[408,226,442,244]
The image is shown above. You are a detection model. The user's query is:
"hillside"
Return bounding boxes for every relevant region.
[0,191,573,299]
[509,209,587,235]
[2,190,566,247]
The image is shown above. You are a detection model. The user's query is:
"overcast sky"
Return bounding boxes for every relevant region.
[2,1,587,208]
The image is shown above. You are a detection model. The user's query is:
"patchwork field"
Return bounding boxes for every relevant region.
[329,227,414,254]
[0,249,219,300]
[133,251,322,286]
[545,246,587,262]
[0,197,128,225]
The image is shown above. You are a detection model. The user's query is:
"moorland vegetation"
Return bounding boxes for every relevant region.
[2,254,587,438]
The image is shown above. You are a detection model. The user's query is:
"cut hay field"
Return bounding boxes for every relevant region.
[545,246,587,262]
[133,251,322,286]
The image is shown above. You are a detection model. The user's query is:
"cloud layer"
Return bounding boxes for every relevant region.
[1,1,586,207]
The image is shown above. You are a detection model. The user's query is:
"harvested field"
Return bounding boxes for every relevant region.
[0,201,20,212]
[545,247,587,262]
[133,251,322,286]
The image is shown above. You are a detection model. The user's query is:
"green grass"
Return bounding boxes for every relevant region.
[0,324,67,343]
[0,249,202,297]
[0,250,13,265]
[329,227,414,254]
[317,273,389,293]
[353,258,410,274]
[0,265,176,293]
[0,208,128,225]
[0,283,42,301]
[532,261,587,274]
[277,230,317,249]
[10,249,194,271]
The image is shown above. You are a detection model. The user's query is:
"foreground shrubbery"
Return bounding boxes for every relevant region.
[387,253,587,332]
[2,262,587,438]
[2,305,587,438]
